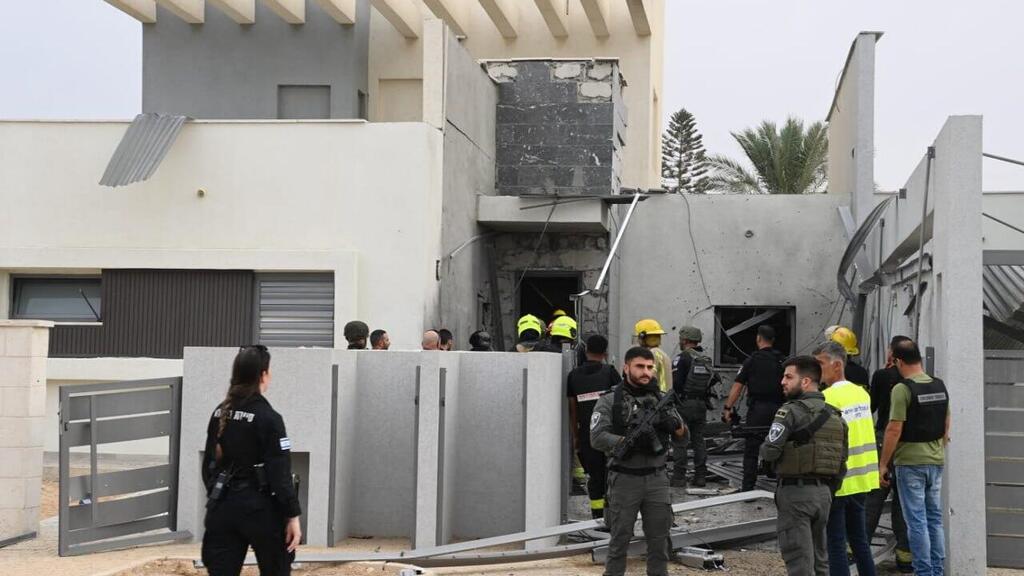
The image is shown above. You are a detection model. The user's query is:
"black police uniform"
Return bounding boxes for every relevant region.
[566,360,621,517]
[201,394,302,576]
[735,347,786,491]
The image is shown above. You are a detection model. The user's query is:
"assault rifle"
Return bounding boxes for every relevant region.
[609,389,677,464]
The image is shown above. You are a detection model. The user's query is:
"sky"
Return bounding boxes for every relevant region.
[1,0,1022,191]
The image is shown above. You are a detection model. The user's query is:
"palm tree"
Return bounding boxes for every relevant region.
[708,117,828,194]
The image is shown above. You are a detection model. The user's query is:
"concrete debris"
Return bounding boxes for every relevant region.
[486,64,518,82]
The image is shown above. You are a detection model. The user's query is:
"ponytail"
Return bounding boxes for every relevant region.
[215,346,271,459]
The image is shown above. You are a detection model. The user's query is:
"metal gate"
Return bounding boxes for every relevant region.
[984,350,1024,568]
[58,377,191,556]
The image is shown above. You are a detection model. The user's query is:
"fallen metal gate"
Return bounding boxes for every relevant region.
[58,377,191,556]
[984,350,1024,568]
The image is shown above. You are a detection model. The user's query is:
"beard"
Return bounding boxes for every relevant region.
[784,386,802,399]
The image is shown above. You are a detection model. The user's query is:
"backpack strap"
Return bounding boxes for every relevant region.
[789,406,833,443]
[611,385,625,434]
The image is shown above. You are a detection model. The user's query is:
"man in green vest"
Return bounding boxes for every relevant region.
[814,341,879,576]
[761,356,848,576]
[670,326,721,488]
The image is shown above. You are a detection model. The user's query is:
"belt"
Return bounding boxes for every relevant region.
[780,477,827,486]
[609,465,664,476]
[680,394,707,401]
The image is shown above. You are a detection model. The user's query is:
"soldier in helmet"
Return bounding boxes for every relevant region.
[343,321,369,350]
[670,326,721,488]
[760,356,849,576]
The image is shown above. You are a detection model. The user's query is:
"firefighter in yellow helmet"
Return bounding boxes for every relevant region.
[550,315,578,351]
[826,326,869,390]
[634,319,673,393]
[516,314,547,352]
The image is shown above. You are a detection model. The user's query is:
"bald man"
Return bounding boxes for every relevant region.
[422,330,440,351]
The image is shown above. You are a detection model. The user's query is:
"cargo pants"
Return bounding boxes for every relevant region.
[775,482,832,576]
[603,469,673,576]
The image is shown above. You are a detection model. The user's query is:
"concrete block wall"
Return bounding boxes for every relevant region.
[489,60,626,197]
[0,320,52,545]
[178,348,564,549]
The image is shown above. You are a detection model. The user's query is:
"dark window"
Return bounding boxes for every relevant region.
[12,277,102,322]
[714,306,795,366]
[518,273,581,326]
[357,90,368,120]
[277,85,331,119]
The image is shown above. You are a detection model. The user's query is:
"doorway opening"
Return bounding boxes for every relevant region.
[518,273,582,327]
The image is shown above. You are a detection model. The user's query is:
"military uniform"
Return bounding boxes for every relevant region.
[591,380,683,576]
[671,346,720,486]
[735,347,787,490]
[760,391,848,576]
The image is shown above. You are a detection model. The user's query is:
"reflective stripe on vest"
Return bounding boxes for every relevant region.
[824,381,880,496]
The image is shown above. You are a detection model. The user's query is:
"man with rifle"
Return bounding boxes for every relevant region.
[591,347,686,576]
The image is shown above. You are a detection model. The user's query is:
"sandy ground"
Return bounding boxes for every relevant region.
[20,466,1024,576]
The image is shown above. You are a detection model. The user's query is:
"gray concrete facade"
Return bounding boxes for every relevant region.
[489,60,626,197]
[143,0,370,119]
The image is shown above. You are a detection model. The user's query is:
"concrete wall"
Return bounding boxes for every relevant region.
[143,1,370,119]
[0,119,443,352]
[368,0,665,189]
[178,348,563,548]
[0,321,51,544]
[867,117,987,574]
[614,193,848,362]
[489,59,625,197]
[826,32,879,227]
[179,347,336,546]
[435,23,499,349]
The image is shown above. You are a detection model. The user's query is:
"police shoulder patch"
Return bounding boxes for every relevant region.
[768,423,785,443]
[279,437,291,451]
[775,408,788,419]
[590,412,601,430]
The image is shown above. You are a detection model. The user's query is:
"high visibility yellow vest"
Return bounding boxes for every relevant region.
[823,381,880,496]
[651,348,673,393]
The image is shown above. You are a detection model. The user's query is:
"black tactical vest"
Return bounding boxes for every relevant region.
[610,384,668,455]
[900,376,949,443]
[683,348,715,398]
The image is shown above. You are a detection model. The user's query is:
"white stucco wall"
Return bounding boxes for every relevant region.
[368,1,664,189]
[0,119,444,352]
[614,193,848,362]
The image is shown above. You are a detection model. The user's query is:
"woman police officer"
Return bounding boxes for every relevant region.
[201,345,302,575]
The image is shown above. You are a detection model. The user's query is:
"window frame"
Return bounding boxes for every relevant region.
[10,274,103,324]
[713,305,796,367]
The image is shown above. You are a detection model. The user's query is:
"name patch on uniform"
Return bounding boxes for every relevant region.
[918,392,947,404]
[693,366,709,374]
[279,438,292,451]
[576,391,602,403]
[768,422,785,442]
[590,412,601,430]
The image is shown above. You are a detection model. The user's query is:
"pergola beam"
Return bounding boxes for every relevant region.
[316,0,356,23]
[421,0,469,37]
[370,0,421,38]
[533,0,568,38]
[155,0,205,23]
[262,0,305,23]
[625,0,650,36]
[579,0,609,37]
[104,0,158,22]
[209,0,255,23]
[478,0,517,38]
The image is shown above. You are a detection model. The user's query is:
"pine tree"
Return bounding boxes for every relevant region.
[661,108,710,194]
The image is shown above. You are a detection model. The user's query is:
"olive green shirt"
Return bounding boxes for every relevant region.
[889,373,947,466]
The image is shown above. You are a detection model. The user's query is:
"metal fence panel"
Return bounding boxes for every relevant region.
[985,351,1024,568]
[58,378,191,556]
